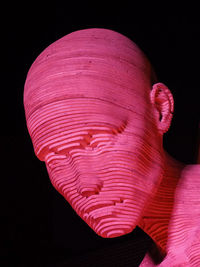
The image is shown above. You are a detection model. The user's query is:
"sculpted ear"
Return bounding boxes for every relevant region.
[150,83,174,135]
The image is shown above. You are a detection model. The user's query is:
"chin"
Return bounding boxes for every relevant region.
[81,209,137,238]
[97,226,134,238]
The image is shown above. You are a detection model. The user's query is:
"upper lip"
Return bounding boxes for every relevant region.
[83,198,123,214]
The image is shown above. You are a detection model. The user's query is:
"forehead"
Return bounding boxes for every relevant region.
[24,62,149,122]
[28,96,146,133]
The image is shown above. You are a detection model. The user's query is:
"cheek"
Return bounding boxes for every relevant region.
[45,144,157,205]
[45,155,78,200]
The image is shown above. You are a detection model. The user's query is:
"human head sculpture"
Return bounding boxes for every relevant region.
[24,28,174,238]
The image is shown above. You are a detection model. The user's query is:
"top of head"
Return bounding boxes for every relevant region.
[24,28,154,120]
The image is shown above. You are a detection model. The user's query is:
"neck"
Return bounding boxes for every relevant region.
[137,151,185,255]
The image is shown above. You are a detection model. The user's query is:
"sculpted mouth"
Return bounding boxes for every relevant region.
[83,198,124,215]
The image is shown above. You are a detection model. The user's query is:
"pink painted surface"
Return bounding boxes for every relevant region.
[197,123,200,164]
[24,28,200,266]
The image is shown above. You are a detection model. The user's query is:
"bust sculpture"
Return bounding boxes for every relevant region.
[23,28,200,266]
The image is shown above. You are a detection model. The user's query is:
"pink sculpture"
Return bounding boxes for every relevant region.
[23,28,200,266]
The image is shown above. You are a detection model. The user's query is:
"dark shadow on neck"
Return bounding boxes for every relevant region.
[138,153,186,264]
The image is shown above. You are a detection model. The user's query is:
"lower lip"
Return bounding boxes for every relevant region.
[80,198,126,227]
[85,206,117,228]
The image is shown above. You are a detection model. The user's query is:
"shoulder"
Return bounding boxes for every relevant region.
[167,163,200,252]
[182,163,200,176]
[173,164,200,211]
[178,164,200,190]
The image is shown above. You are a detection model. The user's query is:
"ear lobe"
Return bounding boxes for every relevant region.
[150,83,174,134]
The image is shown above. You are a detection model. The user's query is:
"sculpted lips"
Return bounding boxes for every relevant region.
[84,198,124,214]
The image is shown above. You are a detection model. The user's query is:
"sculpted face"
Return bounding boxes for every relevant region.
[24,28,165,238]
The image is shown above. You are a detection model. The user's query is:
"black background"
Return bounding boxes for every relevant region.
[2,2,200,267]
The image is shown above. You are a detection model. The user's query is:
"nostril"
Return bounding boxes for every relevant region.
[113,198,124,205]
[80,190,97,197]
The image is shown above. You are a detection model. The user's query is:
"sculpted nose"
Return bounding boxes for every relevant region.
[76,174,104,197]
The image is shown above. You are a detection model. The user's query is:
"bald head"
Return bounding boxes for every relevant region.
[24,28,154,120]
[24,28,158,159]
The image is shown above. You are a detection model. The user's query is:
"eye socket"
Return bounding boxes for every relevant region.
[41,121,128,160]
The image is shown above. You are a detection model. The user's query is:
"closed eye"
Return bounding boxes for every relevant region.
[39,120,127,160]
